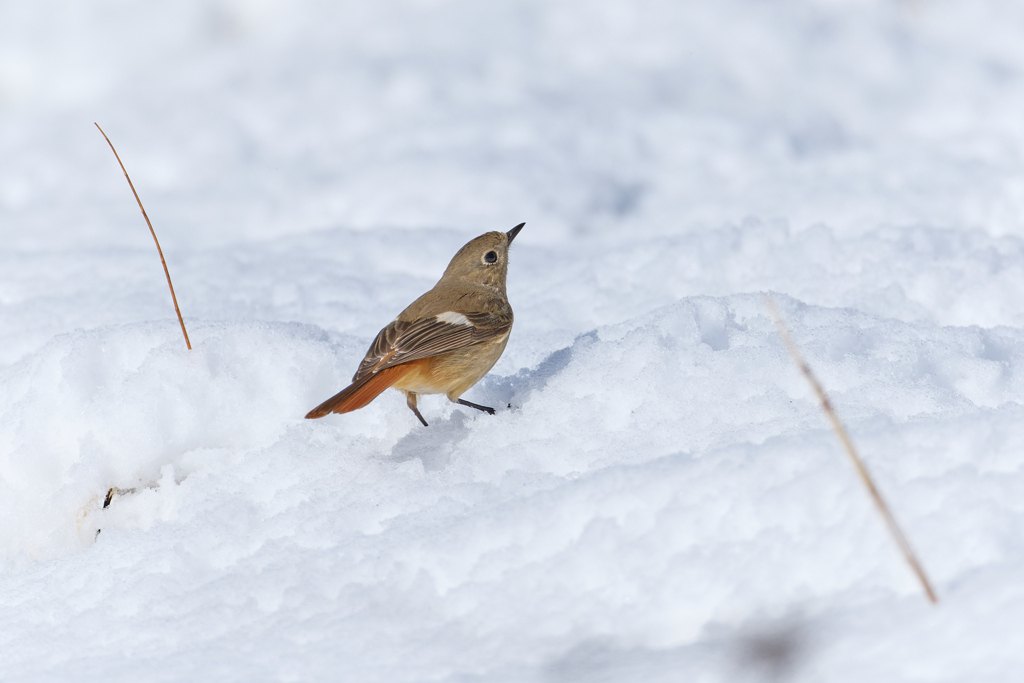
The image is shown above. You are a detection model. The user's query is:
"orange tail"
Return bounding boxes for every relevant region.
[305,364,414,419]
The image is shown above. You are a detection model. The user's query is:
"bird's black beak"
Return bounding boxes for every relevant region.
[506,222,525,245]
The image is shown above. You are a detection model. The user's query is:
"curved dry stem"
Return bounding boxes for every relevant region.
[95,123,191,350]
[765,296,937,604]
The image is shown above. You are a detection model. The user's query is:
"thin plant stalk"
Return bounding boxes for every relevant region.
[95,122,192,350]
[765,296,937,604]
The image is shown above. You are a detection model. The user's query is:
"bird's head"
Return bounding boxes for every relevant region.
[440,222,524,293]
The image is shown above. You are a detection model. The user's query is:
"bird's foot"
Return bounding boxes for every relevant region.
[457,398,496,415]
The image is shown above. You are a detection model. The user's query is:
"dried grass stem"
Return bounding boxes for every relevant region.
[765,296,937,604]
[95,123,191,350]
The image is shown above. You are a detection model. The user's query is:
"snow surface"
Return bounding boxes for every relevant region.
[3,0,1024,681]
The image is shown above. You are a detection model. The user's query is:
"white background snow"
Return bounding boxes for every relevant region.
[2,0,1024,680]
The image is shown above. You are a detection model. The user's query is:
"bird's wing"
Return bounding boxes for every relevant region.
[352,309,513,382]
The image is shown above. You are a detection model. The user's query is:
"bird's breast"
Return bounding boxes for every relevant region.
[391,333,510,399]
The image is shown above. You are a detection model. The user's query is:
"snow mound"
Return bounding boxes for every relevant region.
[2,296,1023,679]
[0,320,340,563]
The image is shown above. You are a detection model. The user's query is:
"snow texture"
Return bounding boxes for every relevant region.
[2,1,1024,681]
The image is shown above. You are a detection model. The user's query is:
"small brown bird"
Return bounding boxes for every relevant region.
[305,223,524,426]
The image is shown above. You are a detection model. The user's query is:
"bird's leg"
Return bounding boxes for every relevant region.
[406,392,429,427]
[456,398,496,415]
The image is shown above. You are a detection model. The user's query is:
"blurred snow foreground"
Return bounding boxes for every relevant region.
[3,1,1024,681]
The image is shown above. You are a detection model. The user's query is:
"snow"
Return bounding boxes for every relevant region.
[2,1,1024,681]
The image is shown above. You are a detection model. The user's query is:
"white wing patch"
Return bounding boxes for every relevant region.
[436,311,471,326]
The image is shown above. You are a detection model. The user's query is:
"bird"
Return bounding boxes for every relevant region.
[305,223,524,426]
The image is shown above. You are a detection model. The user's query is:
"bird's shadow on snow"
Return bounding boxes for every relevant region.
[475,331,598,410]
[388,410,471,471]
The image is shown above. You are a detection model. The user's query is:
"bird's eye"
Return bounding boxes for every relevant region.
[483,251,498,264]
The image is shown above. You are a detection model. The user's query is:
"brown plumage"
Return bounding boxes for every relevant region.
[306,223,524,426]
